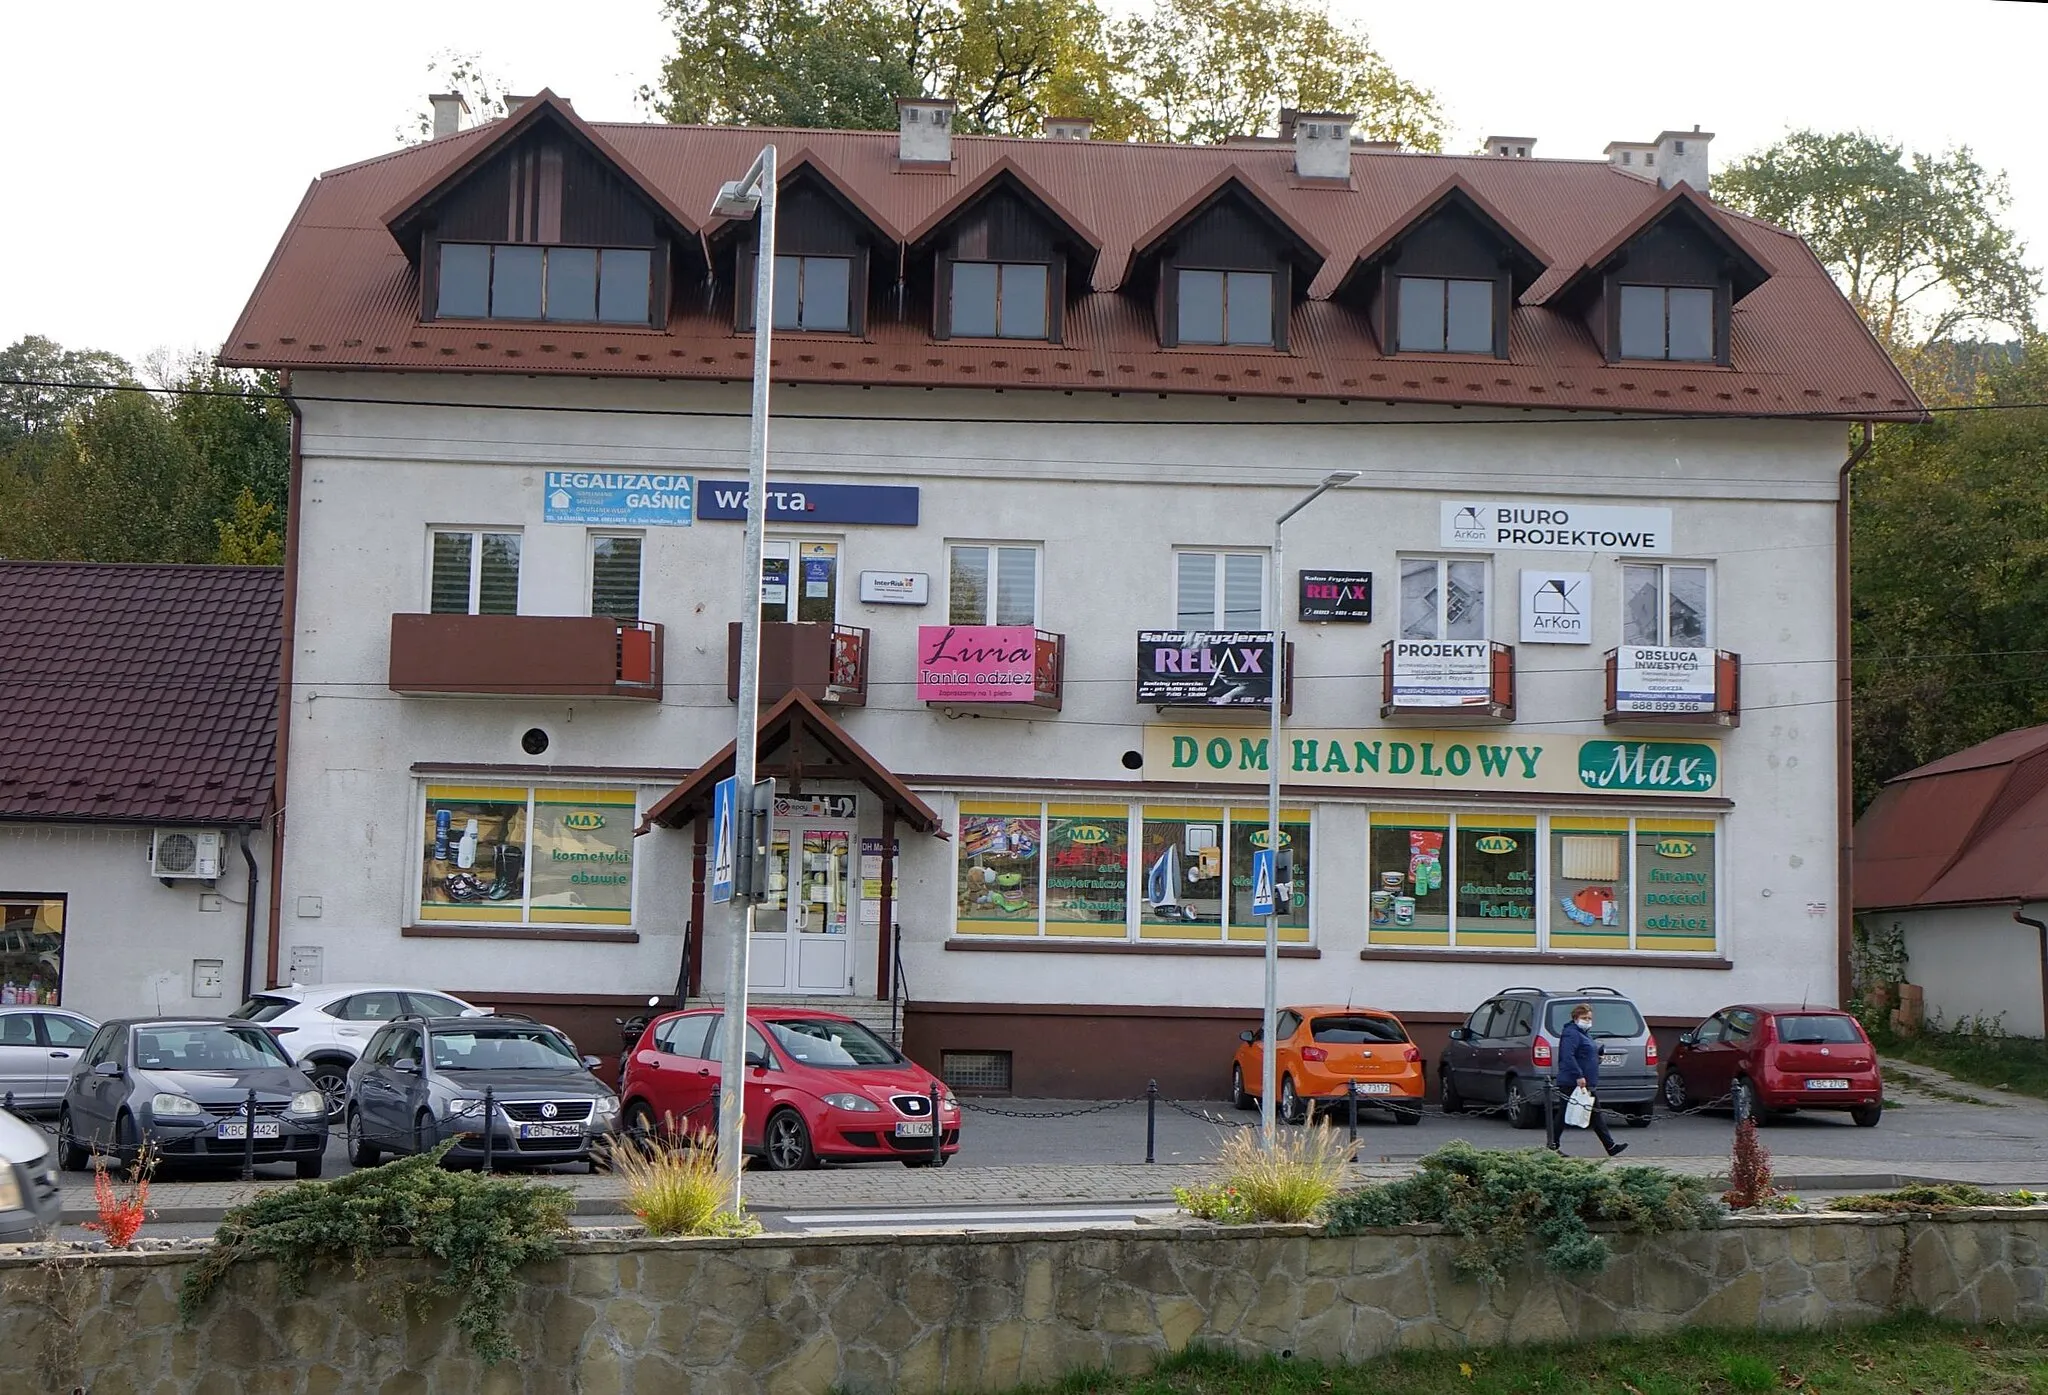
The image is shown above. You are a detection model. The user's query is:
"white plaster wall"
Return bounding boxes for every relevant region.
[283,372,1846,1019]
[0,824,268,1021]
[1893,906,2046,1038]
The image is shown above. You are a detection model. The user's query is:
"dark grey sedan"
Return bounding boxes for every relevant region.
[57,1018,330,1177]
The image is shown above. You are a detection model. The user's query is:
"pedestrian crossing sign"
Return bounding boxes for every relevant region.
[1250,849,1276,917]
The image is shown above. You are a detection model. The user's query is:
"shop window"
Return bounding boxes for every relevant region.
[1453,815,1538,948]
[1550,817,1630,948]
[1618,285,1715,361]
[761,540,838,623]
[1635,819,1716,951]
[418,785,637,928]
[1398,557,1487,640]
[1175,551,1267,630]
[0,895,64,1004]
[1139,806,1225,940]
[429,529,520,615]
[1622,562,1711,647]
[1043,805,1130,938]
[956,802,1045,935]
[590,534,643,622]
[1225,810,1311,941]
[949,544,1040,626]
[1397,276,1495,354]
[1367,813,1451,945]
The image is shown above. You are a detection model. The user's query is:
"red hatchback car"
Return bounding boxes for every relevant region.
[1661,1004,1882,1127]
[619,1007,960,1169]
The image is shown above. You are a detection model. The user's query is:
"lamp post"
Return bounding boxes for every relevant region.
[708,146,778,1211]
[1262,471,1359,1150]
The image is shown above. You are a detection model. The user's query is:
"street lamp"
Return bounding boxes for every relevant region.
[1261,470,1359,1149]
[709,146,778,1212]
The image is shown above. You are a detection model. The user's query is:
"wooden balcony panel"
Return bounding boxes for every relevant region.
[388,614,663,700]
[729,621,869,707]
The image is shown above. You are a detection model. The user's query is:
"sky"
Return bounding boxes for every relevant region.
[3,0,2042,368]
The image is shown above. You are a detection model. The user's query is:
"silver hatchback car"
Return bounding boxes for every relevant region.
[1438,986,1658,1129]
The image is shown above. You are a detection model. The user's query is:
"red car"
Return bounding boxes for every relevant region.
[1661,1004,1881,1127]
[619,1006,960,1169]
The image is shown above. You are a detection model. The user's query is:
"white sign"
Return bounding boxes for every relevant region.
[1389,640,1493,708]
[1520,570,1592,644]
[1443,501,1673,554]
[1614,646,1718,713]
[775,794,858,821]
[859,571,929,606]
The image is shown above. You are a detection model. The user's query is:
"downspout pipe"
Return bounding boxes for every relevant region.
[2017,903,2048,1040]
[268,371,305,990]
[238,826,261,1003]
[1836,421,1876,1007]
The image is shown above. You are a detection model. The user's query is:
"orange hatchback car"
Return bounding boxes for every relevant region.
[1232,1006,1425,1124]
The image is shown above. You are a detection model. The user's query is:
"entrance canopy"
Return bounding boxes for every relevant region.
[643,690,943,834]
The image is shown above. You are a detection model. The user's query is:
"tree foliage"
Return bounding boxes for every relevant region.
[645,0,1441,146]
[0,334,132,452]
[396,49,511,145]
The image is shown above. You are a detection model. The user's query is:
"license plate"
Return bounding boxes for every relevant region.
[518,1122,582,1139]
[1806,1078,1851,1090]
[216,1119,280,1140]
[1601,1053,1627,1067]
[1354,1082,1394,1095]
[894,1120,935,1138]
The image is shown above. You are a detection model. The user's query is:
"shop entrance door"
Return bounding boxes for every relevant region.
[746,823,855,995]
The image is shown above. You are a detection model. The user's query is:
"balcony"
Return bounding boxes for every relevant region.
[916,626,1065,712]
[388,615,662,700]
[1605,647,1741,727]
[1135,631,1293,715]
[728,621,868,707]
[1381,639,1515,720]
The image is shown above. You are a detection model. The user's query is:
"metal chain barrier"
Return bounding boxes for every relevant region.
[955,1096,1143,1119]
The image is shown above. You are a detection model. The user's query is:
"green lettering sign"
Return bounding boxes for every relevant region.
[1577,741,1719,793]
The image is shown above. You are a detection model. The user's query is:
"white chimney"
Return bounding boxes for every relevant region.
[428,92,470,139]
[1042,115,1094,141]
[1293,111,1354,181]
[896,96,957,165]
[1654,127,1713,192]
[504,94,535,119]
[1483,135,1536,159]
[1604,141,1657,178]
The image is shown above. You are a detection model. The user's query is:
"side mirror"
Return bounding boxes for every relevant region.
[1446,1027,1466,1042]
[1677,1032,1696,1048]
[745,1052,770,1071]
[91,1060,122,1078]
[1239,1030,1256,1044]
[393,1058,420,1074]
[581,1055,603,1072]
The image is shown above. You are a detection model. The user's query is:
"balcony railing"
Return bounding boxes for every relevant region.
[728,621,869,707]
[1380,639,1515,720]
[916,626,1065,711]
[1604,647,1741,727]
[1135,631,1292,714]
[388,615,663,700]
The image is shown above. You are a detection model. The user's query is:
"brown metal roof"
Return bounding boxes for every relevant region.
[220,96,1922,418]
[1854,723,2048,911]
[0,563,282,825]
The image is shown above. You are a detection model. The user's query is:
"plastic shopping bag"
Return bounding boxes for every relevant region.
[1564,1086,1594,1129]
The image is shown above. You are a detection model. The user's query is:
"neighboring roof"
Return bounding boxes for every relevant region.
[1854,724,2048,911]
[0,563,281,825]
[220,115,1922,419]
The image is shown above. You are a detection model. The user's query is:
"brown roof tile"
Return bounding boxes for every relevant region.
[1854,723,2048,910]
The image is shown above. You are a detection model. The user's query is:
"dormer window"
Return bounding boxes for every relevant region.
[435,243,654,324]
[1396,277,1495,354]
[1177,269,1274,346]
[759,255,853,332]
[1618,285,1715,361]
[949,262,1049,339]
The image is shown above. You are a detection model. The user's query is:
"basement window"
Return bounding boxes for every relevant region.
[941,1049,1013,1093]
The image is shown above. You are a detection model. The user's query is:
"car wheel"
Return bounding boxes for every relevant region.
[762,1109,816,1172]
[346,1108,380,1167]
[56,1108,89,1171]
[1504,1078,1538,1130]
[1732,1077,1769,1126]
[415,1111,440,1161]
[1851,1102,1883,1128]
[1439,1068,1465,1115]
[1231,1065,1254,1111]
[623,1100,662,1150]
[114,1110,141,1167]
[295,1155,324,1180]
[1663,1070,1689,1112]
[1280,1075,1306,1125]
[305,1061,352,1124]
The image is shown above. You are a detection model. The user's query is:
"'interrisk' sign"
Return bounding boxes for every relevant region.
[1140,726,1720,797]
[1442,501,1672,553]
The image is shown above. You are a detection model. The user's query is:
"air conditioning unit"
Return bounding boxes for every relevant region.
[151,829,223,880]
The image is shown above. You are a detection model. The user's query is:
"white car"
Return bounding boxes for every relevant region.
[229,984,485,1120]
[0,1104,61,1240]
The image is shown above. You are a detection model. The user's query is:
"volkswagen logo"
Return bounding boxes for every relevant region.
[540,1102,559,1119]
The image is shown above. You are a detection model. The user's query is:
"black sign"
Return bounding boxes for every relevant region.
[1136,631,1277,707]
[1299,570,1372,623]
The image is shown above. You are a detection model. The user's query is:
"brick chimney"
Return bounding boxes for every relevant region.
[1483,135,1536,158]
[428,93,469,139]
[1654,128,1713,192]
[1042,115,1094,141]
[1292,111,1355,181]
[896,97,957,165]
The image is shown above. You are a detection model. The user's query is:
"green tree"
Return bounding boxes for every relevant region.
[0,334,133,453]
[7,388,222,563]
[214,487,285,565]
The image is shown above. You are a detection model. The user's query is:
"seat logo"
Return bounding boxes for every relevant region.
[562,812,606,831]
[1654,838,1696,858]
[1474,835,1517,854]
[540,1102,558,1119]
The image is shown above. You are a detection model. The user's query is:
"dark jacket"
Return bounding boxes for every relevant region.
[1558,1020,1600,1092]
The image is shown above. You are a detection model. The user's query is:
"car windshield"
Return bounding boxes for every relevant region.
[1309,1015,1408,1044]
[765,1018,900,1068]
[228,995,297,1023]
[135,1025,290,1071]
[430,1027,579,1071]
[1774,1014,1864,1045]
[1546,1000,1646,1039]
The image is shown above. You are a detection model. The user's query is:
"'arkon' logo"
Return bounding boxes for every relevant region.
[1473,835,1518,854]
[562,812,607,831]
[1654,838,1697,858]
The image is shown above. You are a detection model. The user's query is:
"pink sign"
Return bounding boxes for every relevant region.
[917,625,1042,703]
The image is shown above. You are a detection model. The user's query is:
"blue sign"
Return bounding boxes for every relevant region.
[544,471,694,526]
[710,777,738,905]
[697,480,919,527]
[1250,849,1277,918]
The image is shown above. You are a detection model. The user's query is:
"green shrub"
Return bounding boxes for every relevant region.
[600,1131,758,1237]
[1827,1183,2043,1214]
[1172,1182,1254,1223]
[179,1145,574,1364]
[1325,1141,1720,1282]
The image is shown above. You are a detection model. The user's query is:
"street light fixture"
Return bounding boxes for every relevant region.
[709,145,778,1212]
[1261,470,1359,1149]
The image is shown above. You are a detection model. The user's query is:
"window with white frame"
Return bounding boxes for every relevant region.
[589,534,643,622]
[1398,556,1487,640]
[948,544,1040,625]
[761,539,839,623]
[1175,550,1267,630]
[1621,562,1711,646]
[429,529,520,615]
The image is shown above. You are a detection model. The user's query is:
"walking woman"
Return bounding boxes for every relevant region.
[1548,1002,1628,1158]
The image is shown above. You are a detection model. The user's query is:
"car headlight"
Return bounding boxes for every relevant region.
[446,1097,485,1119]
[289,1091,326,1117]
[822,1092,882,1112]
[0,1167,24,1213]
[940,1090,959,1112]
[595,1096,620,1117]
[150,1093,203,1118]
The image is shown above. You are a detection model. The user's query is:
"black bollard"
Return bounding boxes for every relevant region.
[928,1083,943,1165]
[1346,1078,1358,1141]
[481,1086,496,1171]
[241,1088,257,1181]
[1145,1079,1158,1164]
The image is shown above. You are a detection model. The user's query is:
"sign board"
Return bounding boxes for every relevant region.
[776,794,858,821]
[1136,631,1279,707]
[710,777,738,904]
[917,625,1043,702]
[1298,570,1372,623]
[1520,570,1592,644]
[1388,640,1493,708]
[1140,726,1721,797]
[543,471,694,526]
[1614,646,1719,714]
[697,480,920,526]
[1442,501,1672,554]
[859,571,929,605]
[1250,849,1277,917]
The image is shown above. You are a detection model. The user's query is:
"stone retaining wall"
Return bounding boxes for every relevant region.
[4,1211,2045,1394]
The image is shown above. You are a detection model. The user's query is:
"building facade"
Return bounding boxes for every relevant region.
[225,94,1918,1093]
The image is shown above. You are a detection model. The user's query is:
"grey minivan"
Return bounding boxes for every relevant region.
[1437,986,1657,1129]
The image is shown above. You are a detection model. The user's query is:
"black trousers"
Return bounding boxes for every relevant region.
[1546,1083,1618,1153]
